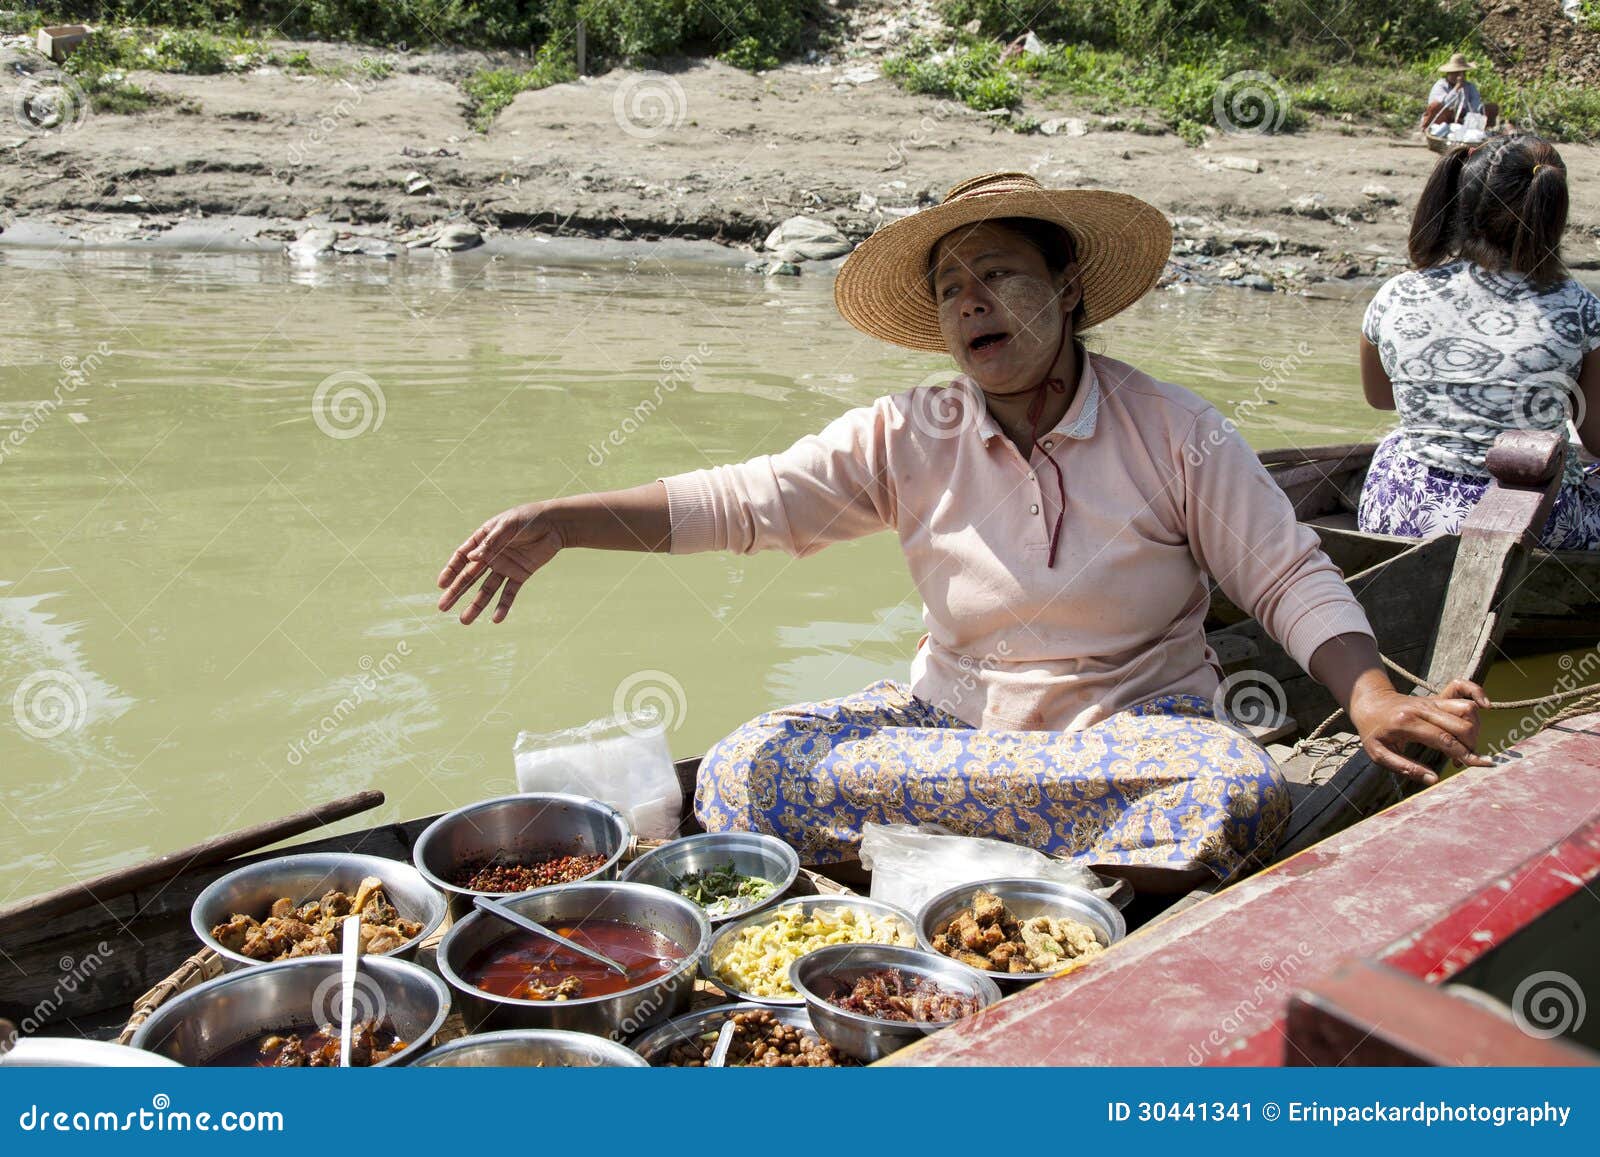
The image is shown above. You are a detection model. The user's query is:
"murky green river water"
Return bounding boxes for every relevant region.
[0,248,1454,903]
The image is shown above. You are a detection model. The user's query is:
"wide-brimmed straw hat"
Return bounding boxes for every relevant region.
[1438,52,1475,73]
[834,171,1171,352]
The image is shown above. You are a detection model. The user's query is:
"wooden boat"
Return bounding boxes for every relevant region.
[2,432,1591,1051]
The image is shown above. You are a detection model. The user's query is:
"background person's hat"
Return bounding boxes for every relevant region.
[833,171,1172,352]
[1438,52,1475,73]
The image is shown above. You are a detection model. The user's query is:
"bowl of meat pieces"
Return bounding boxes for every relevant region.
[192,852,449,969]
[789,943,1002,1062]
[915,878,1126,987]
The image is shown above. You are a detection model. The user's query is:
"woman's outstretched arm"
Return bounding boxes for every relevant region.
[436,482,671,624]
[1359,337,1395,410]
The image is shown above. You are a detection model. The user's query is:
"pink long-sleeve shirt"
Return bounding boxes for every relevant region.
[660,349,1374,732]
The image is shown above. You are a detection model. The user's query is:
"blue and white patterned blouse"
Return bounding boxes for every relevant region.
[1362,261,1600,485]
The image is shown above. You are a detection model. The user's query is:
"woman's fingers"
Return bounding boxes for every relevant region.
[459,570,506,625]
[492,578,523,624]
[1405,704,1491,768]
[437,525,489,589]
[437,556,489,612]
[1365,738,1439,785]
[1437,678,1491,708]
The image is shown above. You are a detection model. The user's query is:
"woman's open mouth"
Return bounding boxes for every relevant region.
[968,331,1011,357]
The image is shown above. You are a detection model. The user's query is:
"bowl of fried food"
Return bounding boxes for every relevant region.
[914,878,1125,988]
[789,943,1002,1063]
[192,852,448,970]
[630,1004,857,1067]
[130,955,450,1067]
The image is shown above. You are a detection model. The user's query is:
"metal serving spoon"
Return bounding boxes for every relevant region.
[339,913,361,1068]
[472,895,629,978]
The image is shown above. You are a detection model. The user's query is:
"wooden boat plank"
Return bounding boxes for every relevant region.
[881,712,1600,1067]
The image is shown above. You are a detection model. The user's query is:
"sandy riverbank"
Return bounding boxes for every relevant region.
[3,34,1598,287]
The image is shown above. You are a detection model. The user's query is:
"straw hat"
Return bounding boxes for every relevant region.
[833,171,1171,352]
[1438,52,1475,73]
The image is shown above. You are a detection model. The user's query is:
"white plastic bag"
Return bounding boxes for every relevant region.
[513,710,682,840]
[857,823,1128,914]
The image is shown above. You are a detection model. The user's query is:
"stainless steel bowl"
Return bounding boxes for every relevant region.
[412,793,633,920]
[702,895,918,1005]
[789,943,1002,1063]
[914,877,1126,987]
[629,1003,821,1066]
[191,851,448,970]
[412,1029,648,1068]
[129,955,451,1067]
[619,832,799,925]
[435,880,710,1040]
[0,1039,181,1067]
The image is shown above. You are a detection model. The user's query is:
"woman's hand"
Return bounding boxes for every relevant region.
[1348,677,1492,785]
[437,502,564,624]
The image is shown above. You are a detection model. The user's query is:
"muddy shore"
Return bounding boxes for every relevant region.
[3,35,1598,287]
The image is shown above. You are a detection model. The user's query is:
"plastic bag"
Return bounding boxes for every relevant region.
[857,823,1129,914]
[513,710,682,840]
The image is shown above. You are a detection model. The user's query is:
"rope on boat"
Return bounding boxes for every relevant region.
[1292,653,1600,759]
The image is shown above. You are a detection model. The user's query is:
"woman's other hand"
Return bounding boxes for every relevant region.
[1348,678,1492,785]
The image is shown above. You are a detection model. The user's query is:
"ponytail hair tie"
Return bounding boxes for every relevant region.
[1533,163,1549,176]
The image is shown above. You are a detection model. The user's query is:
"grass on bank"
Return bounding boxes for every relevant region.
[462,43,576,130]
[881,31,1600,146]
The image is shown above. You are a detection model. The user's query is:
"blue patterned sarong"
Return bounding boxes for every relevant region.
[695,680,1289,882]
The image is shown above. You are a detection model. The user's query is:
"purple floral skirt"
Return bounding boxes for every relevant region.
[1358,430,1600,550]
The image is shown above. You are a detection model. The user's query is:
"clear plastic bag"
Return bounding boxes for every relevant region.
[857,823,1129,914]
[513,710,682,840]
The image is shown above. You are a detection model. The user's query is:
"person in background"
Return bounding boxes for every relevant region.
[1358,135,1600,547]
[1421,53,1502,135]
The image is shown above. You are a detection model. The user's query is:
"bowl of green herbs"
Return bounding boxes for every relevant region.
[621,832,799,924]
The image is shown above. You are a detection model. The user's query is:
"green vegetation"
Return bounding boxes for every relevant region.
[462,43,576,130]
[879,1,1600,145]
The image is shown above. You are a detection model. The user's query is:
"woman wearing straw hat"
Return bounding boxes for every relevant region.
[1422,52,1502,136]
[437,172,1488,890]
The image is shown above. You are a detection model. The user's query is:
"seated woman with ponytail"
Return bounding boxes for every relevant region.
[1358,135,1600,547]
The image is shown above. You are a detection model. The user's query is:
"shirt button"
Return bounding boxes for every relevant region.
[1030,503,1040,515]
[1027,472,1035,481]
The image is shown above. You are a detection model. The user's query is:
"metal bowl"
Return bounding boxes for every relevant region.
[192,851,448,970]
[629,1003,824,1067]
[789,943,1002,1063]
[620,832,799,925]
[703,895,918,1005]
[0,1038,181,1067]
[413,793,633,920]
[412,1029,648,1068]
[129,955,451,1067]
[914,877,1126,987]
[435,880,710,1040]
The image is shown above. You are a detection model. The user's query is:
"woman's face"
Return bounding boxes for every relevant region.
[930,222,1081,396]
[1444,70,1465,88]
